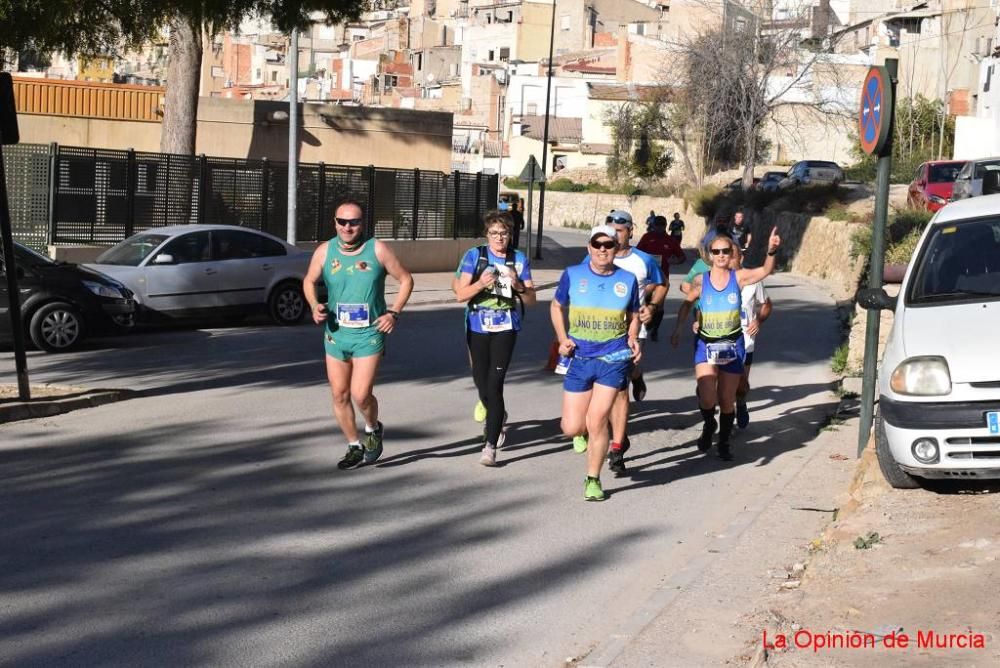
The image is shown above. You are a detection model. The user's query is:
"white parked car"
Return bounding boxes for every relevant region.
[950,157,1000,201]
[859,195,1000,488]
[86,225,310,325]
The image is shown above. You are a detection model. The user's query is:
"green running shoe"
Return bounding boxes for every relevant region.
[363,422,384,465]
[338,445,364,470]
[473,400,487,423]
[573,434,588,453]
[584,477,605,502]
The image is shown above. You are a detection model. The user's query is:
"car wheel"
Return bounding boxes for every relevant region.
[29,301,86,352]
[875,415,921,489]
[268,281,306,325]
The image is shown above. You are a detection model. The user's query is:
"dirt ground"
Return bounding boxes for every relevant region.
[0,384,87,402]
[735,445,1000,667]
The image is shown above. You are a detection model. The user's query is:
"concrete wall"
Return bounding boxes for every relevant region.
[49,238,481,273]
[16,98,455,173]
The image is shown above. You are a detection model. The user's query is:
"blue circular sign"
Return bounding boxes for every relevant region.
[859,67,892,156]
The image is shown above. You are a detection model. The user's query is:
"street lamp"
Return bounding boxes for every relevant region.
[535,0,557,260]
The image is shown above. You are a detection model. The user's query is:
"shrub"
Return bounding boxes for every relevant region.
[831,343,850,375]
[886,229,922,264]
[849,224,872,261]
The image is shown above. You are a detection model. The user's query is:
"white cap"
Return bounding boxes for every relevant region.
[606,210,633,226]
[590,224,617,241]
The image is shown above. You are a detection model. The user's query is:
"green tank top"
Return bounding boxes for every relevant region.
[321,238,387,334]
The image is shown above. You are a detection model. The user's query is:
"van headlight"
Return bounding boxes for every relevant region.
[890,356,951,396]
[83,280,125,299]
[928,194,946,204]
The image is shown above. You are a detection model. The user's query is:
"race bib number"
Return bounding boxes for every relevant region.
[337,303,370,328]
[478,308,513,333]
[705,341,738,365]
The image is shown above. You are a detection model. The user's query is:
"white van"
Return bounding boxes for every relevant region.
[859,195,1000,488]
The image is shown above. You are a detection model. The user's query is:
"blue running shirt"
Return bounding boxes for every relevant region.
[554,263,640,358]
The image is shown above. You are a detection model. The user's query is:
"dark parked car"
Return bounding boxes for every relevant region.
[778,160,845,189]
[759,171,787,192]
[907,160,965,212]
[0,243,135,352]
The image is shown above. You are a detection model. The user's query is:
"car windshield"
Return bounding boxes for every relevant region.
[763,172,785,180]
[928,163,964,183]
[909,218,1000,304]
[14,243,56,266]
[96,233,170,266]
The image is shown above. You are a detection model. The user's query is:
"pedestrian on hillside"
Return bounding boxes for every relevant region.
[668,212,686,245]
[453,211,536,466]
[511,199,525,250]
[645,209,657,233]
[669,227,781,460]
[729,210,753,254]
[303,199,414,470]
[552,225,641,501]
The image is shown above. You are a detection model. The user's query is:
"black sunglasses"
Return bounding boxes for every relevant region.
[335,217,364,227]
[590,239,616,250]
[709,247,733,256]
[605,216,632,226]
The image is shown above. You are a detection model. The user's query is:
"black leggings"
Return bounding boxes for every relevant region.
[467,329,517,444]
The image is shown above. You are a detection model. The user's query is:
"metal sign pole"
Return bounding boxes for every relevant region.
[525,175,534,260]
[858,58,897,457]
[0,72,30,400]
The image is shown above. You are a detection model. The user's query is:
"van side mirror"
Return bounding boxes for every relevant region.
[152,253,175,265]
[857,287,896,312]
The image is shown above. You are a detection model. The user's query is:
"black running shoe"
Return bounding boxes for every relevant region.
[608,449,627,476]
[338,446,364,470]
[632,374,647,402]
[363,422,384,465]
[620,435,631,455]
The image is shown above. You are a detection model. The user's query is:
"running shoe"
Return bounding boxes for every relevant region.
[608,449,627,476]
[480,444,497,467]
[736,401,750,429]
[573,434,589,453]
[338,445,364,470]
[717,442,734,461]
[584,477,605,502]
[620,435,631,455]
[632,374,647,402]
[362,422,384,465]
[473,400,487,423]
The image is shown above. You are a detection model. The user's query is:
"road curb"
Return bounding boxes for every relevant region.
[0,388,136,424]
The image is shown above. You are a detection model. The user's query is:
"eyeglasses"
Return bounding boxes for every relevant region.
[487,230,510,238]
[606,216,632,226]
[590,239,616,250]
[709,247,733,256]
[335,217,364,227]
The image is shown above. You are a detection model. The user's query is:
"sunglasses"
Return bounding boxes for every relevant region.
[335,217,364,227]
[606,216,632,226]
[709,247,733,256]
[590,239,616,250]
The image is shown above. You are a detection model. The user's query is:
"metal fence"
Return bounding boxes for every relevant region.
[2,143,499,252]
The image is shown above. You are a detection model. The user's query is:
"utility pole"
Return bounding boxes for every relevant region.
[535,0,557,261]
[287,28,299,245]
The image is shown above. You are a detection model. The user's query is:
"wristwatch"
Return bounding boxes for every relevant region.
[386,309,400,319]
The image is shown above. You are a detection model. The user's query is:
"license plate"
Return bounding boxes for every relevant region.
[989,411,1000,435]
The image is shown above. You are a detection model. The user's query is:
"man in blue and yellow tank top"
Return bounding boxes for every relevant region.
[551,225,641,502]
[303,200,414,471]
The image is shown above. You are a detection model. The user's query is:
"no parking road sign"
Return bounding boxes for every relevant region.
[859,66,893,156]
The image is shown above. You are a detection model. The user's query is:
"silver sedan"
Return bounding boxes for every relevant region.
[85,225,311,325]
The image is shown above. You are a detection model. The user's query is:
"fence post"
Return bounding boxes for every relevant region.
[197,153,207,225]
[412,168,420,241]
[366,164,375,239]
[474,171,482,225]
[316,162,326,242]
[452,170,460,240]
[261,157,270,233]
[125,148,136,238]
[47,142,59,245]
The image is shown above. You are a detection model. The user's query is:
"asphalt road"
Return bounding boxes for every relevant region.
[0,230,842,667]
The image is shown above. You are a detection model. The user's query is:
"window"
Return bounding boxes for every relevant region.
[383,74,398,92]
[160,232,213,264]
[527,102,538,115]
[488,49,495,61]
[214,230,286,260]
[271,71,277,82]
[499,47,510,62]
[561,15,571,31]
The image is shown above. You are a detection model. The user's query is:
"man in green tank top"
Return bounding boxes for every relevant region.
[303,200,414,470]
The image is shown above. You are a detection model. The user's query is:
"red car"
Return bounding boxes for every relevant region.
[907,160,966,212]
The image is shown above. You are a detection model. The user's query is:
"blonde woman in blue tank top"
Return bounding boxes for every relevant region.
[303,200,414,471]
[669,226,782,460]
